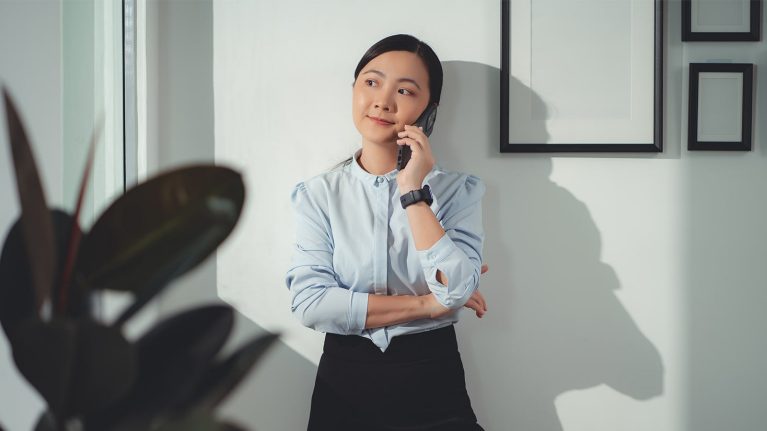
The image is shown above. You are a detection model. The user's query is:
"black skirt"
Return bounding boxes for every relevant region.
[307,325,484,431]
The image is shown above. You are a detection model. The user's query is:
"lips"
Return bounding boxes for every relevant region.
[368,115,394,126]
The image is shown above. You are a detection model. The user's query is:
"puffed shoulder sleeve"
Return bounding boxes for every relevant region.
[417,175,485,309]
[284,182,368,335]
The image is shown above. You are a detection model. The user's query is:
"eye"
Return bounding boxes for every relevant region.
[364,79,377,87]
[398,88,414,96]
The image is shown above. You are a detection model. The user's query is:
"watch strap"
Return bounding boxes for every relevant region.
[400,185,433,209]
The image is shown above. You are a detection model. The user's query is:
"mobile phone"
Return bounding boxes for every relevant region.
[397,103,438,170]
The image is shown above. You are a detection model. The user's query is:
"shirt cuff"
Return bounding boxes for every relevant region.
[416,233,461,308]
[417,232,458,270]
[348,290,369,334]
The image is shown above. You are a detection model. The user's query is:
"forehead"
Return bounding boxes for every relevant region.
[362,51,429,83]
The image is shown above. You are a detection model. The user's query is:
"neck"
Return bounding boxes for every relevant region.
[358,142,397,175]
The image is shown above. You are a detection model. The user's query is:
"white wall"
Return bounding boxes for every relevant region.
[0,2,62,430]
[215,1,767,430]
[145,2,317,430]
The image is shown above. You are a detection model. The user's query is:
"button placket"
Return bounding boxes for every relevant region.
[371,178,391,348]
[372,177,388,296]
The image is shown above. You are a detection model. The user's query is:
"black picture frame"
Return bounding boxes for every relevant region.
[682,0,762,42]
[688,63,754,151]
[500,0,664,153]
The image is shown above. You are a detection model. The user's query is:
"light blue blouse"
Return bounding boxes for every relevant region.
[285,149,485,352]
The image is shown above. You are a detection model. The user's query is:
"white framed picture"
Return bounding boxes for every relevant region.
[500,0,664,152]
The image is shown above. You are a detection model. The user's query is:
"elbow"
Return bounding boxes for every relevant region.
[291,301,321,330]
[288,275,329,330]
[287,273,366,335]
[290,288,353,334]
[297,312,318,330]
[441,271,480,309]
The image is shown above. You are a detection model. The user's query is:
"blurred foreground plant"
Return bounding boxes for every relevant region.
[0,88,277,431]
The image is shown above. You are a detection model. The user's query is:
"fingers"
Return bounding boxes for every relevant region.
[463,291,487,318]
[396,136,423,152]
[402,124,427,138]
[476,264,489,316]
[471,300,486,318]
[398,125,430,151]
[470,291,486,313]
[463,298,482,317]
[475,290,487,312]
[395,126,435,184]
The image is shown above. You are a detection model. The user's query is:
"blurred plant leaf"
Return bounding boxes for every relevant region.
[0,210,82,337]
[2,87,56,312]
[67,319,137,417]
[57,118,101,315]
[219,421,247,431]
[88,305,233,430]
[10,318,76,418]
[74,166,244,325]
[0,218,38,336]
[33,410,57,431]
[152,411,247,431]
[49,211,89,319]
[3,87,55,310]
[11,318,136,420]
[179,333,279,413]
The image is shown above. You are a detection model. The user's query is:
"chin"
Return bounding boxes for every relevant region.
[370,134,398,146]
[359,131,396,146]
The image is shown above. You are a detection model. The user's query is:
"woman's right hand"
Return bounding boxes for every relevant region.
[464,264,489,318]
[421,290,487,319]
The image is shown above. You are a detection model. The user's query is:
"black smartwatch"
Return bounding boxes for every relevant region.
[400,185,433,209]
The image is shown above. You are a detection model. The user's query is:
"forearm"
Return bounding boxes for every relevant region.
[404,201,444,249]
[365,293,429,329]
[403,201,449,285]
[400,184,486,310]
[364,200,452,328]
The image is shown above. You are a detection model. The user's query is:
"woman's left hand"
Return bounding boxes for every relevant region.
[396,125,435,193]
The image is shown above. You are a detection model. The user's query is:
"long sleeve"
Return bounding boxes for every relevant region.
[417,175,485,309]
[284,182,369,335]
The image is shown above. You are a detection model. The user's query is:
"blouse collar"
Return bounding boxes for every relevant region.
[348,148,399,185]
[347,148,439,186]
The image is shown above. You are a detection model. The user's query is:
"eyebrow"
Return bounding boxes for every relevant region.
[362,69,422,91]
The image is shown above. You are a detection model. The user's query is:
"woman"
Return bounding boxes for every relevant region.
[285,34,487,431]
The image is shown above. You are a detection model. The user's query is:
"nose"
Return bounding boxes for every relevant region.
[374,101,392,112]
[374,92,395,112]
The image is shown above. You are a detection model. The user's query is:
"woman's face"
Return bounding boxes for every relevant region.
[352,50,431,147]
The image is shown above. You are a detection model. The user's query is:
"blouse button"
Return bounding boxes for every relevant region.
[376,177,383,184]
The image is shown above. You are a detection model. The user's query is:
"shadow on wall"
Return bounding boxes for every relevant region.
[433,61,665,431]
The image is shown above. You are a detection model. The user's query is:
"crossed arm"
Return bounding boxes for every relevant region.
[286,175,487,335]
[363,168,489,329]
[365,263,488,329]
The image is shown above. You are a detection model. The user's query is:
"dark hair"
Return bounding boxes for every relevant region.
[332,34,443,170]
